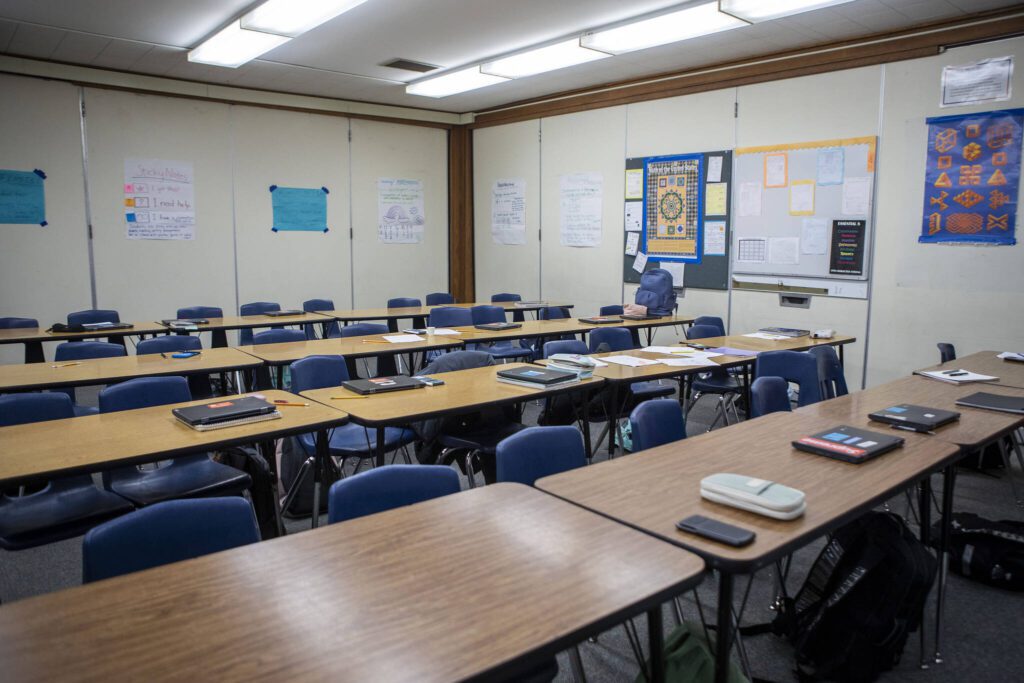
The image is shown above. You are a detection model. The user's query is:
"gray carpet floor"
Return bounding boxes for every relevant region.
[2,382,1023,682]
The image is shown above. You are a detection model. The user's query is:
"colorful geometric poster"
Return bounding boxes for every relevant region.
[920,108,1022,245]
[270,186,328,232]
[642,153,702,263]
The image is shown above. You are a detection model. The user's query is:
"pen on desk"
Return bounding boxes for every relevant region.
[331,395,367,400]
[160,353,167,358]
[51,362,81,368]
[272,400,308,407]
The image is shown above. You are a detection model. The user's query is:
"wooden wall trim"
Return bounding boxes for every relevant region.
[471,8,1024,128]
[448,126,475,301]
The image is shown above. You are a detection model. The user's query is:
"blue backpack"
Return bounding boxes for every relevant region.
[635,268,677,316]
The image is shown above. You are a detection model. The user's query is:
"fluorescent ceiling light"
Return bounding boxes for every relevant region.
[719,0,855,22]
[242,0,370,38]
[581,2,748,55]
[406,67,509,98]
[480,39,610,79]
[188,20,290,68]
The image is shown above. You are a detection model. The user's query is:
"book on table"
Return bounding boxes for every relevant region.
[496,366,579,389]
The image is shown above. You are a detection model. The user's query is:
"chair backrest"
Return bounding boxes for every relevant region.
[289,355,350,392]
[0,393,75,426]
[420,350,494,375]
[808,345,848,399]
[67,309,120,325]
[136,335,202,355]
[428,306,473,328]
[303,298,340,339]
[491,293,521,303]
[693,316,726,336]
[387,297,421,309]
[543,339,589,358]
[55,341,127,361]
[937,343,956,363]
[303,298,334,312]
[599,304,624,316]
[82,497,260,583]
[629,399,686,451]
[252,328,306,345]
[496,426,586,486]
[176,306,222,319]
[340,323,389,338]
[470,305,506,325]
[99,376,191,413]
[327,464,460,524]
[0,317,39,329]
[749,376,792,418]
[425,292,455,306]
[588,327,634,353]
[538,306,569,320]
[240,301,280,316]
[754,350,822,406]
[686,324,721,341]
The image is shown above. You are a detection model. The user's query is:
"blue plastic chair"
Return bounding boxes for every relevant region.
[428,306,473,328]
[425,292,455,306]
[54,341,127,416]
[538,306,569,320]
[693,316,726,337]
[67,309,120,326]
[588,327,674,401]
[629,399,686,451]
[341,323,398,377]
[808,346,848,399]
[303,298,340,339]
[0,394,133,550]
[937,343,956,363]
[82,497,259,583]
[496,426,586,486]
[177,306,222,320]
[685,324,741,430]
[0,317,38,329]
[98,377,252,506]
[252,328,306,345]
[686,324,723,341]
[754,350,822,407]
[749,376,792,418]
[543,340,589,357]
[239,302,280,345]
[327,465,460,524]
[136,335,211,397]
[289,356,417,475]
[470,305,532,361]
[492,293,525,322]
[387,298,424,331]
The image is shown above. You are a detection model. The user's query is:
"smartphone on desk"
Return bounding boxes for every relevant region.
[171,351,200,359]
[413,376,445,387]
[677,515,755,547]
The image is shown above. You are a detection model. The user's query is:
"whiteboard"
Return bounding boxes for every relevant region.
[731,137,876,281]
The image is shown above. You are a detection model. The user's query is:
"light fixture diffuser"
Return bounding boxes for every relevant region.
[718,0,856,23]
[480,39,610,79]
[580,2,748,56]
[242,0,370,38]
[406,67,509,98]
[188,20,290,68]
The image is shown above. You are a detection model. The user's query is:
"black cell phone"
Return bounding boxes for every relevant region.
[687,343,707,350]
[413,376,445,387]
[676,515,755,547]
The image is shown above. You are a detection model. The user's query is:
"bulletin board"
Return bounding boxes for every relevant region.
[622,150,732,290]
[731,137,877,281]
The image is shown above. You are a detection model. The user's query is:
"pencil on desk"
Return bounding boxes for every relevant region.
[361,340,390,344]
[331,395,368,399]
[273,401,309,407]
[51,362,81,368]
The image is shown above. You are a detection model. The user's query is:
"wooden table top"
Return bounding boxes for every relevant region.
[319,301,575,321]
[538,347,752,384]
[0,390,347,485]
[302,363,603,426]
[680,333,857,353]
[537,410,958,572]
[916,350,1024,390]
[609,315,695,330]
[452,318,597,342]
[0,348,262,392]
[0,322,169,344]
[797,374,1024,449]
[0,484,705,683]
[157,312,334,331]
[236,334,462,365]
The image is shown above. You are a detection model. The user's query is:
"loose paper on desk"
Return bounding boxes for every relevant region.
[559,172,603,247]
[624,201,642,232]
[801,218,828,255]
[661,261,684,284]
[632,251,648,273]
[842,177,871,215]
[789,180,815,216]
[765,153,788,188]
[997,351,1024,362]
[644,346,722,360]
[738,182,762,217]
[704,220,727,256]
[603,355,660,367]
[491,178,526,245]
[660,357,715,367]
[705,183,728,216]
[743,332,789,340]
[430,329,461,336]
[383,334,425,344]
[707,156,723,183]
[124,158,195,240]
[625,169,643,199]
[769,237,800,265]
[625,231,640,256]
[817,148,845,186]
[378,178,424,244]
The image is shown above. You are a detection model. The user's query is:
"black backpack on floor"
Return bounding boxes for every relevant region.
[930,512,1024,591]
[783,512,937,683]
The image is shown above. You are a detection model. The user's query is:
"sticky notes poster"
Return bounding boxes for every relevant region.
[920,108,1022,245]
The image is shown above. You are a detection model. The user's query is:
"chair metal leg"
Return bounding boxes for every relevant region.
[569,645,588,683]
[279,456,313,518]
[998,438,1022,506]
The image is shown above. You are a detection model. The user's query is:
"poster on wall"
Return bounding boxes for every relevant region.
[491,178,526,245]
[940,56,1013,108]
[270,186,328,232]
[559,172,603,247]
[642,153,702,263]
[378,178,425,244]
[919,108,1022,245]
[830,220,866,275]
[124,158,195,240]
[0,169,46,226]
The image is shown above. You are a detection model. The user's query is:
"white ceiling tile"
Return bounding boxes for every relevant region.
[5,23,66,59]
[89,38,155,70]
[129,45,186,77]
[0,19,18,52]
[50,31,110,63]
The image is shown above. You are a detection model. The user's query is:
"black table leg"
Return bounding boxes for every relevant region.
[648,605,665,683]
[376,426,386,468]
[838,343,845,367]
[715,571,735,683]
[25,341,45,364]
[312,429,328,529]
[258,439,286,538]
[607,384,619,455]
[935,465,956,664]
[918,477,932,669]
[742,362,752,417]
[212,330,228,348]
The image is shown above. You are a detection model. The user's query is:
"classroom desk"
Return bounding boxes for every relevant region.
[0,322,170,364]
[156,312,335,347]
[916,350,1024,390]
[537,410,959,682]
[0,484,704,683]
[301,363,603,466]
[318,301,575,330]
[681,332,857,365]
[0,347,261,393]
[0,390,347,536]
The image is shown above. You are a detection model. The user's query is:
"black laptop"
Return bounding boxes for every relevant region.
[173,396,278,428]
[868,404,961,433]
[265,309,305,317]
[579,316,623,324]
[497,366,578,388]
[474,322,522,331]
[759,327,810,337]
[619,314,662,321]
[792,425,904,464]
[341,375,427,395]
[955,392,1024,415]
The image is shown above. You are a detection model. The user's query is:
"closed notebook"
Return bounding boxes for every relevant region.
[792,425,904,464]
[868,404,960,432]
[955,392,1024,415]
[264,309,305,317]
[474,322,522,331]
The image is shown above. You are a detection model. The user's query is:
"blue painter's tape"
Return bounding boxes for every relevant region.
[269,184,278,192]
[33,169,46,179]
[321,186,329,194]
[126,213,137,222]
[40,220,48,226]
[323,227,329,233]
[271,227,279,232]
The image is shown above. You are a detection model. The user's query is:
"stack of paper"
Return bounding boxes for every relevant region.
[997,352,1024,362]
[914,369,998,384]
[430,329,461,336]
[659,358,715,368]
[382,334,425,344]
[603,355,660,368]
[743,332,790,341]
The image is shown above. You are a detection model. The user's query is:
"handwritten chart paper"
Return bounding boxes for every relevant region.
[491,178,526,245]
[124,158,195,240]
[559,172,603,247]
[271,186,328,232]
[0,169,46,225]
[378,178,424,244]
